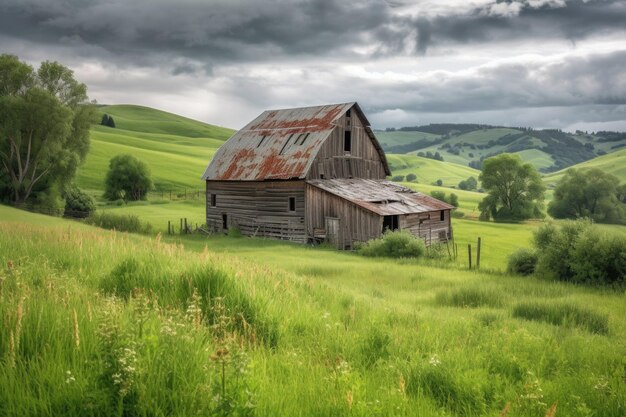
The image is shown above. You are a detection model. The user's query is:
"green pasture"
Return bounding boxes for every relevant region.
[386,154,480,186]
[544,148,626,185]
[1,204,625,417]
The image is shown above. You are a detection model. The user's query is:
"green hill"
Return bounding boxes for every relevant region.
[386,154,480,186]
[77,105,235,193]
[377,124,626,172]
[543,148,626,186]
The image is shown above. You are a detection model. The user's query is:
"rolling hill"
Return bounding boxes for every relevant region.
[377,124,626,172]
[543,148,626,185]
[76,105,234,193]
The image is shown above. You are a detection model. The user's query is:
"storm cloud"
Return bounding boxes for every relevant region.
[1,0,625,130]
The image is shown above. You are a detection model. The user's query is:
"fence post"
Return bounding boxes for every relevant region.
[477,237,481,269]
[180,218,183,235]
[168,220,171,235]
[468,244,472,270]
[184,218,188,234]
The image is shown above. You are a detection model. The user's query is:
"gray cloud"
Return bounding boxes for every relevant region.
[0,0,624,131]
[1,0,624,66]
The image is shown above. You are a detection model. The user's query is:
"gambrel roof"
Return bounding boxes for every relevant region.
[201,102,390,181]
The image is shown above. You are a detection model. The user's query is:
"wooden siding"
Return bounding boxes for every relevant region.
[206,180,306,242]
[400,210,452,245]
[306,183,382,249]
[306,184,453,248]
[307,111,387,180]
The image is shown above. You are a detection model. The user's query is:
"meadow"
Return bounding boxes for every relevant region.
[1,205,626,417]
[3,105,625,416]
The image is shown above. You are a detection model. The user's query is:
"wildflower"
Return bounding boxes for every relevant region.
[429,354,441,366]
[65,370,76,384]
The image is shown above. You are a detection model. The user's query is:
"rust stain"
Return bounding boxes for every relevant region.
[249,105,344,132]
[219,148,257,180]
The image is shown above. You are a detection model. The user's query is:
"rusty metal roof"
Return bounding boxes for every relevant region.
[307,179,456,215]
[201,102,390,181]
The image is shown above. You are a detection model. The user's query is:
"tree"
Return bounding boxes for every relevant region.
[104,154,153,201]
[436,179,443,186]
[458,176,478,190]
[548,168,626,224]
[0,55,94,206]
[101,113,116,128]
[478,154,545,221]
[406,173,417,182]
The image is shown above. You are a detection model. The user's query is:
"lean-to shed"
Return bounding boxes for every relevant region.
[201,102,454,249]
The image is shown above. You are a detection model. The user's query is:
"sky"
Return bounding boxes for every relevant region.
[1,0,625,131]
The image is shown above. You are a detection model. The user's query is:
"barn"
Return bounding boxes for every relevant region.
[201,102,454,249]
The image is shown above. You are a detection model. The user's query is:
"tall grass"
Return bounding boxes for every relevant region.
[512,301,609,334]
[1,208,626,417]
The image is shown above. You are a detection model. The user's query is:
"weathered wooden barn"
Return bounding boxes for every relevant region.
[201,102,454,249]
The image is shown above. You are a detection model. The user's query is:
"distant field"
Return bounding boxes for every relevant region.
[386,154,480,186]
[543,148,626,185]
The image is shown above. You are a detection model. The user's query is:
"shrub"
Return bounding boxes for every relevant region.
[85,212,153,234]
[63,185,95,218]
[391,175,405,182]
[451,210,465,218]
[358,230,426,258]
[512,301,609,334]
[507,248,538,276]
[406,173,417,182]
[533,219,625,286]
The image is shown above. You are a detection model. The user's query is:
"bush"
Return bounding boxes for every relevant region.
[391,175,405,182]
[406,173,417,182]
[358,230,426,258]
[85,211,153,234]
[507,248,538,276]
[63,185,95,218]
[533,220,625,286]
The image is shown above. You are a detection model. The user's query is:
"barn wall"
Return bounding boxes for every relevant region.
[307,109,387,180]
[400,210,452,245]
[206,180,306,242]
[305,184,382,249]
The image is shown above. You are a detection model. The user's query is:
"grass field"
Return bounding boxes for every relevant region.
[2,204,625,417]
[543,148,626,186]
[76,105,234,194]
[386,154,480,186]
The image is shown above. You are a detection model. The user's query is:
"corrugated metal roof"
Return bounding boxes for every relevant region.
[307,179,456,215]
[201,102,390,181]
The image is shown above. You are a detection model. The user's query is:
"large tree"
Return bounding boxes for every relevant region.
[548,168,626,224]
[478,154,545,221]
[0,55,94,206]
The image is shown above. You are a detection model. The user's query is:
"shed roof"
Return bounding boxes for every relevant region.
[307,179,455,216]
[201,102,390,181]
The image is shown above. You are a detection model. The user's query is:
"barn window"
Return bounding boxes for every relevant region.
[344,131,352,152]
[346,108,351,118]
[382,215,399,232]
[222,214,228,230]
[288,197,296,211]
[440,210,445,221]
[210,193,216,207]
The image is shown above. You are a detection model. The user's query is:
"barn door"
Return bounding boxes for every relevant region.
[325,217,340,248]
